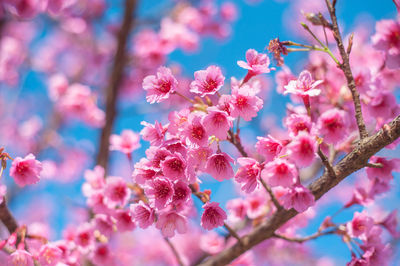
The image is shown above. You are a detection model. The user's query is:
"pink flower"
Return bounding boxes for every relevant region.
[365,90,397,119]
[104,177,131,208]
[379,210,399,238]
[202,107,233,140]
[235,158,261,193]
[109,130,141,155]
[317,108,348,144]
[280,185,315,212]
[347,211,374,240]
[227,198,248,221]
[132,158,158,184]
[200,232,225,255]
[8,250,34,266]
[113,209,136,232]
[38,243,63,266]
[220,2,238,22]
[230,84,263,121]
[366,156,400,182]
[90,244,115,266]
[182,114,209,146]
[75,223,94,252]
[287,132,317,167]
[201,202,227,230]
[283,70,323,97]
[261,159,298,188]
[372,19,400,69]
[156,211,188,237]
[145,177,174,210]
[172,181,191,205]
[285,113,312,137]
[10,153,42,187]
[205,152,235,182]
[161,153,187,181]
[140,120,166,146]
[142,66,178,103]
[3,0,47,19]
[187,146,213,172]
[47,73,68,101]
[237,49,272,82]
[190,65,225,96]
[93,214,114,237]
[130,202,155,229]
[255,135,283,162]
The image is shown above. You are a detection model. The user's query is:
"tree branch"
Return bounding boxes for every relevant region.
[0,200,18,234]
[198,115,400,265]
[164,237,184,266]
[324,0,368,140]
[260,178,283,211]
[96,0,137,171]
[272,229,337,243]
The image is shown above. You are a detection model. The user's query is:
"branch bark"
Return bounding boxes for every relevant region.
[324,0,368,140]
[199,114,400,265]
[96,0,137,171]
[0,200,18,234]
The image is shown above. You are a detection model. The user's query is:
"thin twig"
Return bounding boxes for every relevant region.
[96,0,137,172]
[0,200,18,234]
[272,229,336,243]
[366,162,383,168]
[260,178,283,211]
[227,130,248,157]
[324,0,368,140]
[317,145,336,179]
[164,237,184,266]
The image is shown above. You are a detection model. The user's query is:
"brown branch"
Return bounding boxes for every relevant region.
[199,115,400,265]
[0,200,18,234]
[164,237,184,266]
[272,229,337,243]
[228,130,248,157]
[317,145,336,179]
[324,0,368,140]
[96,0,137,171]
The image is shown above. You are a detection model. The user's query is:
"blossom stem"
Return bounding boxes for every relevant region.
[227,130,248,157]
[260,178,283,211]
[366,162,383,168]
[324,0,368,140]
[164,237,184,266]
[223,223,243,245]
[272,229,337,243]
[300,23,341,66]
[175,91,195,104]
[317,145,337,179]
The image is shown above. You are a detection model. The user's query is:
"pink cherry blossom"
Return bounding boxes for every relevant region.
[205,152,235,181]
[93,214,114,237]
[280,185,315,212]
[366,156,400,182]
[220,2,238,22]
[379,210,399,238]
[372,19,400,69]
[285,113,313,137]
[200,231,225,255]
[3,0,47,19]
[235,157,261,193]
[187,146,213,172]
[75,223,94,252]
[261,159,298,188]
[230,83,263,121]
[130,202,155,229]
[8,250,34,266]
[172,181,191,205]
[10,153,42,187]
[132,158,158,184]
[161,153,187,180]
[317,108,348,144]
[140,120,166,146]
[237,49,272,82]
[104,177,131,208]
[47,73,69,101]
[113,209,136,232]
[156,210,188,237]
[145,177,174,210]
[287,132,317,167]
[347,211,374,240]
[201,202,227,230]
[90,244,115,266]
[143,66,178,103]
[226,198,248,221]
[190,65,225,96]
[38,243,63,266]
[182,114,209,146]
[202,107,233,140]
[284,70,323,97]
[109,130,141,155]
[255,135,283,162]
